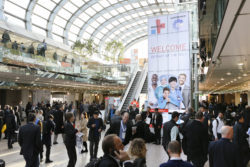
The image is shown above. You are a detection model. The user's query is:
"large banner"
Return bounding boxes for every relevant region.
[148,12,191,113]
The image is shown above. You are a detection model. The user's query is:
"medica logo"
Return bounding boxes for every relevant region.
[150,19,166,35]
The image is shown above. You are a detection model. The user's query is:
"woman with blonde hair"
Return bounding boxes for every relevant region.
[80,112,88,153]
[127,138,147,167]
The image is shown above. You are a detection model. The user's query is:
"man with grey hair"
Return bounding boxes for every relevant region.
[110,110,122,125]
[209,126,241,167]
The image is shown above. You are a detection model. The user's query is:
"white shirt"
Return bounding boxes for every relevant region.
[170,126,179,141]
[212,117,224,138]
[170,157,182,160]
[179,84,185,109]
[148,85,158,105]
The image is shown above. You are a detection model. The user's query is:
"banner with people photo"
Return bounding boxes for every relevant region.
[148,12,191,113]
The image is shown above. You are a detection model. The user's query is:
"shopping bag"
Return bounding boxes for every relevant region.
[1,124,6,133]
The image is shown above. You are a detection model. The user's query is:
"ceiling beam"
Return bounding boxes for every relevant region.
[47,0,67,38]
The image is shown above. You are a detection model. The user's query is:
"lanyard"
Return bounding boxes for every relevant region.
[121,121,126,132]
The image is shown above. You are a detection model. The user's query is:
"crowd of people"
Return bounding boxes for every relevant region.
[0,99,250,167]
[1,31,76,63]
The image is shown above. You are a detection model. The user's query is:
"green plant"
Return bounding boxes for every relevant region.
[72,39,98,57]
[105,40,125,63]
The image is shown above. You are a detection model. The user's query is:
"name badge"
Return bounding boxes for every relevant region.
[122,132,126,139]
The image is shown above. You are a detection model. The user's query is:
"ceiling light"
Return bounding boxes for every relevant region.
[238,76,242,79]
[221,78,224,81]
[217,81,220,84]
[226,72,231,75]
[16,77,20,79]
[234,79,237,81]
[243,73,248,77]
[238,63,244,66]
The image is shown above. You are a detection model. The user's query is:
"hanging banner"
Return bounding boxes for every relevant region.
[148,12,191,113]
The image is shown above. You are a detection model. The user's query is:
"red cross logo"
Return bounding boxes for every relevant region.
[156,19,165,34]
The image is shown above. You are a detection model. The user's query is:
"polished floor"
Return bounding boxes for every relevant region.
[0,130,208,167]
[0,122,248,167]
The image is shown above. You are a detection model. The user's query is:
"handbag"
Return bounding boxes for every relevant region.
[1,124,6,133]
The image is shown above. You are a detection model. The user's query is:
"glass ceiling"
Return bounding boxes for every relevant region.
[2,0,197,51]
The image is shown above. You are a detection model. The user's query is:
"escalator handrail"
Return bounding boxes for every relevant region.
[118,64,138,111]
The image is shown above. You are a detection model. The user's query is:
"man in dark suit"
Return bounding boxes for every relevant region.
[18,113,42,167]
[6,110,16,149]
[233,114,250,167]
[152,108,163,145]
[162,111,180,152]
[186,111,208,167]
[64,112,78,167]
[132,114,146,140]
[42,114,55,163]
[106,112,132,146]
[87,111,104,161]
[99,134,130,167]
[209,126,241,167]
[53,104,64,145]
[160,141,193,167]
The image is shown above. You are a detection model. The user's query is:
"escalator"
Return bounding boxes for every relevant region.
[120,71,141,111]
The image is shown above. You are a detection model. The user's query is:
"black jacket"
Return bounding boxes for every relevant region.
[141,111,152,121]
[87,117,104,141]
[99,154,120,167]
[42,119,55,146]
[152,112,163,128]
[106,120,132,145]
[64,122,78,146]
[186,120,208,161]
[53,109,64,134]
[6,113,16,133]
[233,122,250,158]
[124,158,146,167]
[162,119,179,148]
[129,108,139,120]
[209,138,241,167]
[132,121,147,140]
[110,115,122,125]
[18,123,42,157]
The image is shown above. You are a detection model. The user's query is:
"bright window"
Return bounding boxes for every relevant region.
[64,2,78,13]
[58,8,72,20]
[33,5,51,19]
[54,16,67,27]
[5,14,25,28]
[37,0,56,11]
[32,25,47,36]
[4,1,26,19]
[52,24,64,36]
[32,15,47,28]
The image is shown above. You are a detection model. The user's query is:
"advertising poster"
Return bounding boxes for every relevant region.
[148,12,191,115]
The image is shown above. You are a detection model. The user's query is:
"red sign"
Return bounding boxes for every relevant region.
[150,109,168,113]
[156,19,165,34]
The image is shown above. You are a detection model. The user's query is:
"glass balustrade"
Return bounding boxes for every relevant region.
[0,43,135,86]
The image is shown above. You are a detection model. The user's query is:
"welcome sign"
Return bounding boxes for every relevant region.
[148,12,191,114]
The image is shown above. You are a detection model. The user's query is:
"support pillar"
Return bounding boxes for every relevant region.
[247,92,250,106]
[235,92,241,106]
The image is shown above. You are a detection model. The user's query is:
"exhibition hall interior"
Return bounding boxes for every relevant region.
[0,0,249,167]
